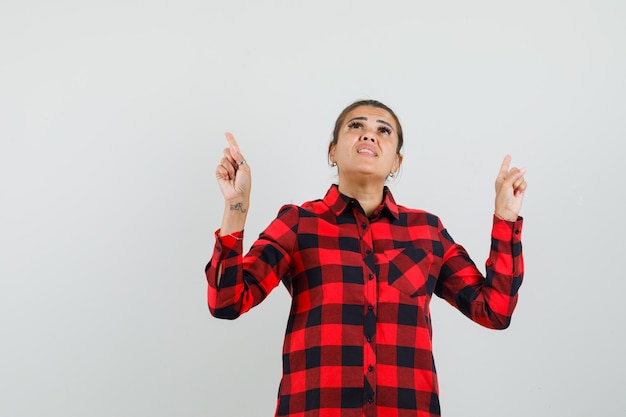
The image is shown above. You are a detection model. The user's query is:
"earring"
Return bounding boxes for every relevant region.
[331,162,337,167]
[389,172,396,178]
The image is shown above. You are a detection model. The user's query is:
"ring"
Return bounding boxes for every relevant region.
[237,159,247,167]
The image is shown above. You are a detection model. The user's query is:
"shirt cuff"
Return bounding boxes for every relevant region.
[216,229,244,247]
[212,229,244,262]
[492,215,523,242]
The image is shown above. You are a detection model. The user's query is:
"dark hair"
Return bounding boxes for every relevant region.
[328,99,404,162]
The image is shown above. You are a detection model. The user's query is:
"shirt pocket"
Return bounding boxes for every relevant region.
[383,247,433,297]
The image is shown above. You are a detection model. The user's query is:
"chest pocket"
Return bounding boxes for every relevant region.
[383,247,433,297]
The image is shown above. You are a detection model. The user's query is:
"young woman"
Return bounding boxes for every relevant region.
[206,99,527,417]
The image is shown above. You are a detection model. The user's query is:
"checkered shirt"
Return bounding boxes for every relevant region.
[206,185,524,417]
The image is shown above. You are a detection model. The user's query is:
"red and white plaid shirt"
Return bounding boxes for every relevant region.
[206,185,524,417]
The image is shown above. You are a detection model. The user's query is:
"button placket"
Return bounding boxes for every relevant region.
[358,213,378,413]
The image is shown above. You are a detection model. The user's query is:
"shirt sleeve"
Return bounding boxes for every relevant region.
[434,215,524,329]
[205,204,299,319]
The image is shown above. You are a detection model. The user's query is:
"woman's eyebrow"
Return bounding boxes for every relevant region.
[376,120,393,129]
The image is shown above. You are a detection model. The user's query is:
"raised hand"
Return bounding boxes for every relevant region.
[215,132,251,204]
[494,155,527,221]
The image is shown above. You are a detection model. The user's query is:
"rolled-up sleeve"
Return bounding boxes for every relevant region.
[435,215,524,329]
[205,205,299,319]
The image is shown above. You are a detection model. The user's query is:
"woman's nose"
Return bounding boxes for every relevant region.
[360,133,376,143]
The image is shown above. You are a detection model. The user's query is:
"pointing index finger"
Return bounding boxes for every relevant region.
[225,132,243,160]
[498,155,512,178]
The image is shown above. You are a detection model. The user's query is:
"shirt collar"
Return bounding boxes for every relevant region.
[323,184,400,221]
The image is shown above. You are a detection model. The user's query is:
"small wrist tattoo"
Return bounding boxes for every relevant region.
[230,202,247,213]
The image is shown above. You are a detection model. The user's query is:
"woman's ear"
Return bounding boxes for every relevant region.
[392,153,403,173]
[328,144,336,165]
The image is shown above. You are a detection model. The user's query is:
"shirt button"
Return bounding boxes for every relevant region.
[365,249,372,255]
[366,336,372,342]
[515,229,520,234]
[368,365,374,372]
[368,397,373,403]
[368,305,373,311]
[368,274,374,280]
[216,246,221,253]
[361,223,367,229]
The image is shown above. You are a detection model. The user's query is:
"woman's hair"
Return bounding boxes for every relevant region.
[328,99,404,162]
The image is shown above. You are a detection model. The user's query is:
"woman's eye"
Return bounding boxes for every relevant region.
[348,121,363,129]
[379,126,391,135]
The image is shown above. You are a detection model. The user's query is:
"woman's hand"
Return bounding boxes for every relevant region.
[494,155,527,221]
[216,132,251,204]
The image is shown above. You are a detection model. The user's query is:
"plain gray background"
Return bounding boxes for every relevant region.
[1,1,625,416]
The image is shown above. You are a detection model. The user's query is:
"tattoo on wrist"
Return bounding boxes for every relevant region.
[229,202,247,213]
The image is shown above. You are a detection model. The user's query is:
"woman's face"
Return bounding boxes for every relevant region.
[329,105,402,183]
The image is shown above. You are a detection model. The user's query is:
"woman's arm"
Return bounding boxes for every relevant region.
[207,133,298,319]
[215,133,251,285]
[435,156,527,329]
[206,204,299,320]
